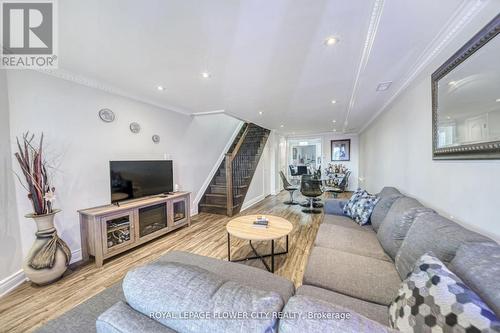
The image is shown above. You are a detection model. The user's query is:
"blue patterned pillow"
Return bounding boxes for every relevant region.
[389,253,500,332]
[349,193,379,225]
[343,188,366,216]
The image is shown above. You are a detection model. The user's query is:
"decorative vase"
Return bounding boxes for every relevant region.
[23,209,71,285]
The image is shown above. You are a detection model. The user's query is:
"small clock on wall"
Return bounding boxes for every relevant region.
[152,134,160,144]
[98,108,115,123]
[129,122,141,133]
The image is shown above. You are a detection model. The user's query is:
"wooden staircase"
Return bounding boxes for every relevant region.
[199,123,271,216]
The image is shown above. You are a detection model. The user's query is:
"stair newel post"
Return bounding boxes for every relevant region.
[225,154,234,216]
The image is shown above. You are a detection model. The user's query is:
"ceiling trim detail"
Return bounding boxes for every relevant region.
[35,68,192,116]
[358,0,489,134]
[343,0,385,133]
[191,110,226,116]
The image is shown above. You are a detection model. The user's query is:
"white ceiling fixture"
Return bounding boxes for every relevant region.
[331,100,337,104]
[376,81,392,91]
[333,128,337,132]
[324,36,339,46]
[280,124,284,128]
[496,98,500,102]
[259,111,263,115]
[201,71,211,79]
[332,120,337,123]
[157,85,165,91]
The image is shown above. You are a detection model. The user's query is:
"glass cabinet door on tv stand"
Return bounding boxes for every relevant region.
[102,211,135,255]
[172,196,189,226]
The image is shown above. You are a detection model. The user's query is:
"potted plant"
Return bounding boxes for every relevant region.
[14,132,71,285]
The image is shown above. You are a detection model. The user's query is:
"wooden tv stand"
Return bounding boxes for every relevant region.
[78,192,190,267]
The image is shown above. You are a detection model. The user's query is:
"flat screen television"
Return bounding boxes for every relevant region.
[110,160,173,203]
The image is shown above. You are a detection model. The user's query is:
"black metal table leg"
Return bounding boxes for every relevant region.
[271,240,275,273]
[228,235,290,273]
[227,233,230,261]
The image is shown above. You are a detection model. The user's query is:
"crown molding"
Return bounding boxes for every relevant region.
[358,0,488,134]
[34,68,193,116]
[343,0,385,132]
[191,109,225,116]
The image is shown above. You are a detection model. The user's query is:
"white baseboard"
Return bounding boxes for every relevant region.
[0,270,27,298]
[241,194,266,212]
[0,248,82,298]
[70,249,82,264]
[192,122,245,209]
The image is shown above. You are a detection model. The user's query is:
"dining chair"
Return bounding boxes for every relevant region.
[280,171,299,205]
[300,177,323,214]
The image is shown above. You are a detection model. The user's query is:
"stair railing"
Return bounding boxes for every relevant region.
[225,124,250,216]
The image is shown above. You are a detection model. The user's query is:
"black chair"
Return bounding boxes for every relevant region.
[280,171,299,205]
[300,177,323,214]
[327,171,351,198]
[289,165,299,176]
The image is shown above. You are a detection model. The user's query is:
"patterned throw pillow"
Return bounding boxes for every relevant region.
[343,188,366,216]
[389,253,500,332]
[349,194,379,225]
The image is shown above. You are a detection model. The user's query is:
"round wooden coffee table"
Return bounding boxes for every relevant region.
[226,215,293,273]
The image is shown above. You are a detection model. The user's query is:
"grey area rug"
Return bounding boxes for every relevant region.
[34,282,124,333]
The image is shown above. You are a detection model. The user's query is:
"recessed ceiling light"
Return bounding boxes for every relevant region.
[201,71,211,79]
[376,82,392,91]
[331,100,337,104]
[324,36,339,46]
[332,129,337,132]
[259,111,263,115]
[157,85,165,91]
[280,124,284,128]
[448,81,457,86]
[332,120,337,123]
[496,98,500,102]
[446,116,451,120]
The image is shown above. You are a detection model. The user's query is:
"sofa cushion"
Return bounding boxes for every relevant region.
[97,301,176,333]
[371,194,403,232]
[324,198,348,216]
[158,250,294,302]
[377,187,401,198]
[377,198,432,259]
[279,295,396,333]
[322,214,374,233]
[123,262,283,333]
[395,212,494,279]
[315,223,391,261]
[303,246,401,305]
[389,253,500,332]
[297,285,390,326]
[450,242,500,316]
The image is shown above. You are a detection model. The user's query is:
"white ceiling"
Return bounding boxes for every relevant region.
[55,0,489,134]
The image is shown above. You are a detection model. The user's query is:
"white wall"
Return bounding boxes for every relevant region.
[7,70,241,263]
[359,11,500,242]
[287,133,360,191]
[0,70,23,287]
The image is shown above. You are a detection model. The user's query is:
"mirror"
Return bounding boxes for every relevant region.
[432,14,500,159]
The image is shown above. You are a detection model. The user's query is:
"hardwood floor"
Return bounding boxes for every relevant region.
[0,191,349,333]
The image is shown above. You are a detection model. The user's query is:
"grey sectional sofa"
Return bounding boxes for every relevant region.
[97,187,500,332]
